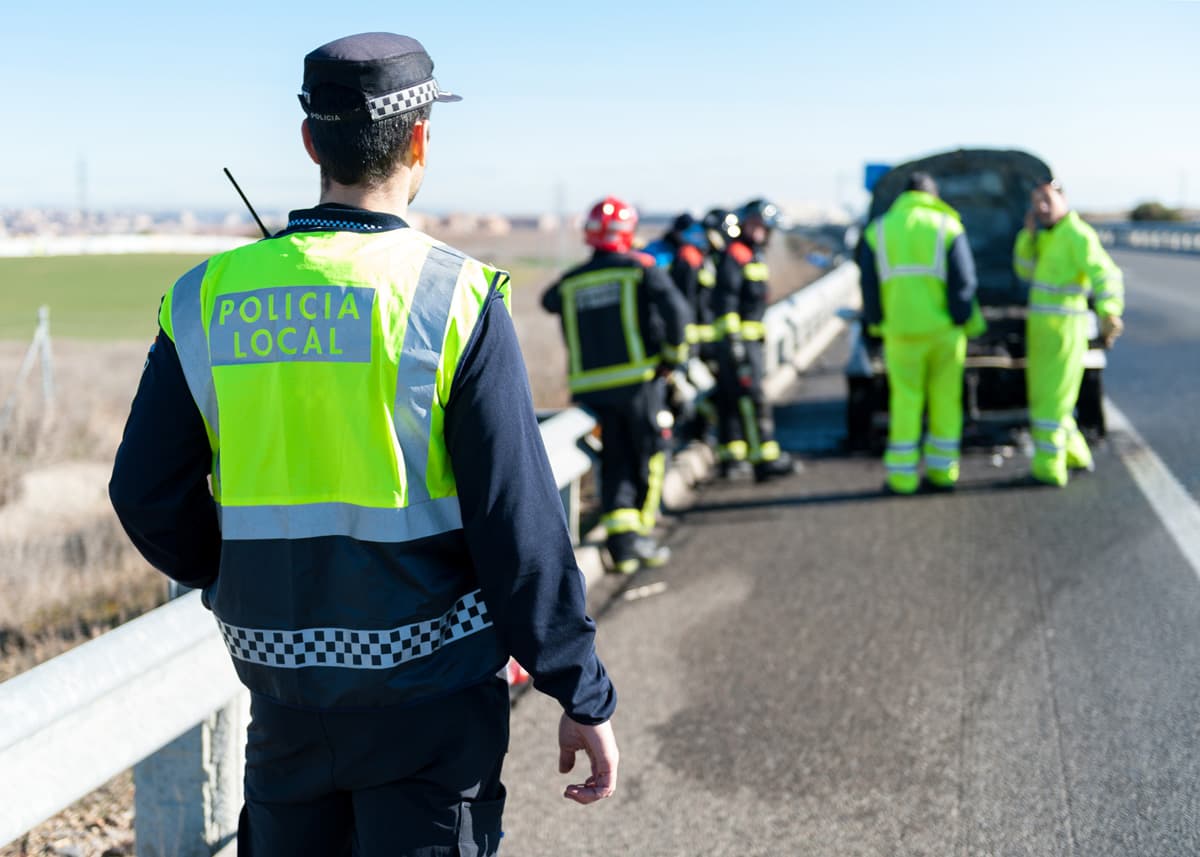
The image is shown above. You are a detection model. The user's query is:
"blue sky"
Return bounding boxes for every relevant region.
[4,1,1197,217]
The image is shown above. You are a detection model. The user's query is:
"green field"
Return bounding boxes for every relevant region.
[0,254,564,342]
[0,254,209,340]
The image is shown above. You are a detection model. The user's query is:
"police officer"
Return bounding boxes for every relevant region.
[1014,177,1124,486]
[109,33,618,857]
[711,198,796,481]
[856,173,981,494]
[542,197,689,574]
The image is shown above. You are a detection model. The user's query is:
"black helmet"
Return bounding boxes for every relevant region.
[737,198,784,231]
[702,207,741,248]
[671,211,696,234]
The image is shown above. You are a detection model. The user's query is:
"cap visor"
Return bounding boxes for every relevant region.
[434,91,462,103]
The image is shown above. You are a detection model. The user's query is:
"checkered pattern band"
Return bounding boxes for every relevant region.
[217,589,492,670]
[367,79,440,120]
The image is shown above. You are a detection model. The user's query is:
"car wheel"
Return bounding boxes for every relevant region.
[1076,368,1106,438]
[846,377,875,452]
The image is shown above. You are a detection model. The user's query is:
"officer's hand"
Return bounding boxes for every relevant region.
[1100,314,1124,347]
[558,714,619,805]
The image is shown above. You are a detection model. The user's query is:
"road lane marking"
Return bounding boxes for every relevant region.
[623,581,668,602]
[1105,398,1200,575]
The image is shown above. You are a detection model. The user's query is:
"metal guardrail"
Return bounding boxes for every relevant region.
[0,262,859,856]
[1092,221,1200,255]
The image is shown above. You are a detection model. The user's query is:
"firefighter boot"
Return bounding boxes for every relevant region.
[754,451,797,483]
[606,532,641,575]
[606,532,670,574]
[631,534,671,569]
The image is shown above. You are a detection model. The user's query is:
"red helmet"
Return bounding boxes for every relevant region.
[584,196,638,253]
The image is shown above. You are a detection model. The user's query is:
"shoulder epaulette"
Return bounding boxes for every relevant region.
[679,245,704,268]
[729,242,754,265]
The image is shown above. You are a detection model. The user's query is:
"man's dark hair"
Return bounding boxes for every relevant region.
[305,84,432,189]
[905,172,939,196]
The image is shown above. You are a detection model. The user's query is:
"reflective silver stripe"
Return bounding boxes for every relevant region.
[1035,441,1062,455]
[1093,291,1119,302]
[926,437,960,454]
[886,442,920,454]
[1032,419,1061,432]
[1029,304,1089,317]
[568,360,658,392]
[876,215,948,280]
[395,247,465,505]
[885,463,919,474]
[218,588,491,670]
[932,215,949,281]
[218,495,463,542]
[875,220,890,279]
[171,262,219,435]
[1031,280,1090,296]
[925,455,957,470]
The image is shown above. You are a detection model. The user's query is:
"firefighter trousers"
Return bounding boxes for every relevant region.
[589,382,669,536]
[883,327,966,494]
[715,339,780,464]
[1027,312,1092,486]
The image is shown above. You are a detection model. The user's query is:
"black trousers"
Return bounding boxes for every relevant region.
[586,382,667,524]
[716,340,775,456]
[238,677,510,857]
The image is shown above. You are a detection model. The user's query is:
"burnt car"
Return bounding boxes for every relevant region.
[845,148,1107,452]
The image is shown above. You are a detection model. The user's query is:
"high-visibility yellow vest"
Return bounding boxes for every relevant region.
[865,191,964,337]
[161,226,510,708]
[1013,210,1124,319]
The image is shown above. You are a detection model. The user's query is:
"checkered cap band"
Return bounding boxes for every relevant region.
[367,79,440,120]
[217,589,492,670]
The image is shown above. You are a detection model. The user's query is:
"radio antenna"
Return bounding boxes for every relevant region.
[223,167,270,238]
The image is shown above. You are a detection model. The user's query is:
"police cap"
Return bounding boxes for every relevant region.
[299,32,461,123]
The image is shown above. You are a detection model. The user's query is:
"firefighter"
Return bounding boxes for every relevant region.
[856,172,982,494]
[109,33,619,856]
[699,208,737,354]
[1014,177,1124,486]
[711,198,797,481]
[642,212,696,268]
[542,197,690,573]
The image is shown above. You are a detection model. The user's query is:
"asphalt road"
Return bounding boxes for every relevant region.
[498,251,1200,856]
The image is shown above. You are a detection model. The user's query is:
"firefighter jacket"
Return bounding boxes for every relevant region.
[857,191,978,337]
[667,243,707,344]
[1013,210,1125,320]
[542,250,689,405]
[711,241,770,343]
[110,204,616,723]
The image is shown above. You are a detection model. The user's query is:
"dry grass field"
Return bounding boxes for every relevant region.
[0,229,821,662]
[0,227,822,856]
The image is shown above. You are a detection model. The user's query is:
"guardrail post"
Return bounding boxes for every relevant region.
[133,693,247,857]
